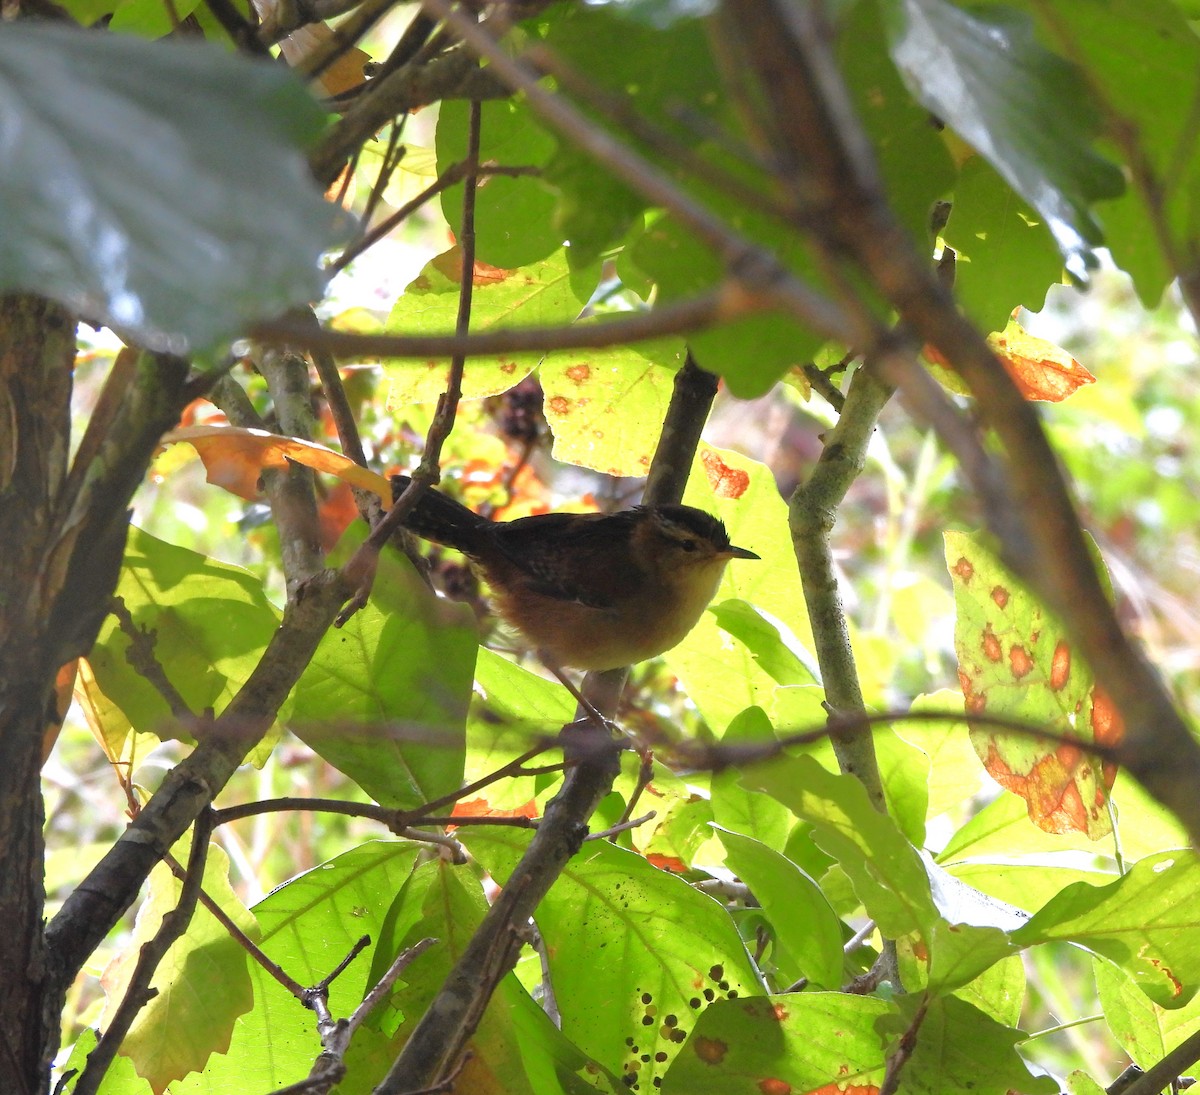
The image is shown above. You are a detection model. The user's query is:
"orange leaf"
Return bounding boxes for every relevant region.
[162,426,392,504]
[925,319,1096,403]
[988,319,1096,402]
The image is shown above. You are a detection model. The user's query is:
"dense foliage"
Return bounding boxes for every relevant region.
[5,2,1200,1094]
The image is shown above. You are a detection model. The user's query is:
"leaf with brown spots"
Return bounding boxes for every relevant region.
[658,994,888,1094]
[383,245,601,405]
[162,425,392,504]
[945,530,1122,839]
[541,337,685,476]
[988,317,1096,402]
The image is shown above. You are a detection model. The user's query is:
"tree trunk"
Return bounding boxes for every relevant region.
[0,295,76,1095]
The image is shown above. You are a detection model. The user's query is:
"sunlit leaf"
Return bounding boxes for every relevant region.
[100,843,258,1093]
[163,425,393,502]
[945,530,1121,838]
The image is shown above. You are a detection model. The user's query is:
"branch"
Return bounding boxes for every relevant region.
[310,47,509,187]
[252,283,766,362]
[72,812,215,1095]
[789,362,892,812]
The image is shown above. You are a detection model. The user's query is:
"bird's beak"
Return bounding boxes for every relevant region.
[727,545,759,560]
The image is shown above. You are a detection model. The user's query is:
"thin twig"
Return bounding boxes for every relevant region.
[110,595,194,721]
[333,98,484,627]
[586,811,656,841]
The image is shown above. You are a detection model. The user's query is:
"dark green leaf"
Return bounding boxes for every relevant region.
[876,995,1058,1094]
[437,98,562,268]
[881,0,1124,268]
[716,826,844,989]
[943,157,1063,332]
[0,24,342,351]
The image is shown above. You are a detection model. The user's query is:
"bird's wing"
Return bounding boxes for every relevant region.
[487,511,638,609]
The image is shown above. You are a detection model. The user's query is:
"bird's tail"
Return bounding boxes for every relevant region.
[391,475,489,555]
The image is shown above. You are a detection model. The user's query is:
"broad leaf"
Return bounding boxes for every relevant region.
[0,24,341,351]
[945,529,1122,838]
[1015,850,1200,1008]
[466,829,762,1088]
[167,842,421,1093]
[660,993,890,1095]
[383,246,600,404]
[290,538,476,809]
[88,527,281,744]
[540,337,685,476]
[716,827,844,990]
[99,843,257,1093]
[881,0,1124,266]
[875,995,1057,1095]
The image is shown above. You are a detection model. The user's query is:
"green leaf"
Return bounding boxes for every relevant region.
[881,0,1124,266]
[99,843,257,1092]
[750,755,1020,992]
[1015,850,1200,1008]
[369,858,622,1093]
[876,995,1058,1095]
[629,215,823,398]
[437,98,562,269]
[167,842,420,1093]
[659,993,890,1094]
[715,827,843,990]
[541,5,720,263]
[711,707,793,852]
[540,337,685,476]
[1094,956,1200,1070]
[88,526,280,745]
[839,0,957,245]
[385,246,600,405]
[1012,0,1200,305]
[290,541,477,809]
[748,754,938,940]
[943,157,1064,333]
[954,953,1026,1028]
[109,0,200,37]
[0,24,342,352]
[1066,1072,1108,1095]
[465,829,762,1087]
[467,649,574,809]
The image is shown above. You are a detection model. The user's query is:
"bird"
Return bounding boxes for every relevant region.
[391,475,759,671]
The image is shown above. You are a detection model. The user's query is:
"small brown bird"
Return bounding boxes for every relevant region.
[392,475,759,671]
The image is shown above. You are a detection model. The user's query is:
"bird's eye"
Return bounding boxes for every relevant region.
[679,538,698,552]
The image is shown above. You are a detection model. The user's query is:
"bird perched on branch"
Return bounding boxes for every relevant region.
[391,475,758,671]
